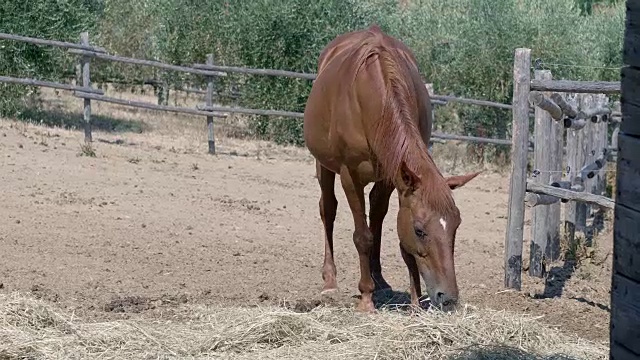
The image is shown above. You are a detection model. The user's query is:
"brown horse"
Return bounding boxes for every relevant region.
[303,25,480,312]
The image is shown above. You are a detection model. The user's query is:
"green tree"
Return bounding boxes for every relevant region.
[0,0,100,115]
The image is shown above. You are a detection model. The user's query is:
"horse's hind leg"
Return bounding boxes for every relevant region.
[340,166,376,312]
[368,180,394,292]
[317,161,338,294]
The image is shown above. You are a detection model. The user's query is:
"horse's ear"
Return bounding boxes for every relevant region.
[445,171,482,190]
[400,162,421,192]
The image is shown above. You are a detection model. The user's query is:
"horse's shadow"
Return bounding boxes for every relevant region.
[452,344,584,360]
[537,207,608,301]
[537,260,576,299]
[366,288,431,311]
[18,108,147,134]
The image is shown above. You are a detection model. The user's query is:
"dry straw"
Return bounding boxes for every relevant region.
[0,292,607,359]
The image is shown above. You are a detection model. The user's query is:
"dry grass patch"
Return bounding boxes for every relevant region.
[0,293,607,359]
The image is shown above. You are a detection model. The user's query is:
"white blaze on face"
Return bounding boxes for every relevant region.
[439,217,447,231]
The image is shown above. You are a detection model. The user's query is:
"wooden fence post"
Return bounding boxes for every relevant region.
[206,53,216,155]
[80,31,92,143]
[596,94,609,197]
[589,94,608,212]
[565,94,589,247]
[505,48,531,290]
[584,95,598,227]
[75,64,82,86]
[577,94,592,232]
[612,100,621,150]
[161,82,170,106]
[425,83,434,154]
[529,70,553,277]
[590,94,609,242]
[546,90,564,262]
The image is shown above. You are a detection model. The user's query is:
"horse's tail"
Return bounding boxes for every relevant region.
[358,43,418,184]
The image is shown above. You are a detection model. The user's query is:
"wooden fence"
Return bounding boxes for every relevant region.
[504,48,620,291]
[0,30,538,154]
[610,1,640,358]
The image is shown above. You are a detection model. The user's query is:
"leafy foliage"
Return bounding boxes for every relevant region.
[0,0,626,152]
[208,0,379,145]
[574,0,620,15]
[0,0,99,115]
[382,0,624,160]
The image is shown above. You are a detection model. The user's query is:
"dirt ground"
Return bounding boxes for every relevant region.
[0,87,614,344]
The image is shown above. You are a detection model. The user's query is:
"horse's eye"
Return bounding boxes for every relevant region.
[414,228,426,238]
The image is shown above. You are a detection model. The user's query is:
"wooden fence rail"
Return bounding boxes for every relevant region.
[193,61,517,110]
[0,32,106,53]
[526,181,614,209]
[67,49,227,78]
[74,91,228,118]
[0,75,103,95]
[0,30,529,154]
[193,62,315,80]
[530,79,621,94]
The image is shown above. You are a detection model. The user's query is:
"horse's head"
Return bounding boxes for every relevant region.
[395,163,480,311]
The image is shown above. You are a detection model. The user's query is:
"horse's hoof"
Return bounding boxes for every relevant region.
[356,301,376,313]
[408,303,422,314]
[320,288,338,296]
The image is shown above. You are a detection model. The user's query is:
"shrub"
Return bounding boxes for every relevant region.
[1,0,625,153]
[0,0,100,116]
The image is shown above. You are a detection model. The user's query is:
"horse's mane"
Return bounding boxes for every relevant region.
[355,27,457,215]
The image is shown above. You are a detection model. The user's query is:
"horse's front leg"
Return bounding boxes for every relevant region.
[368,180,394,292]
[400,244,422,308]
[340,166,376,312]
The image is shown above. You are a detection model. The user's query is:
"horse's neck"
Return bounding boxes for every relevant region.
[408,138,451,191]
[406,131,436,172]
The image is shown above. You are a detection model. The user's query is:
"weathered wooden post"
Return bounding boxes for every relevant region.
[564,94,589,247]
[529,70,554,277]
[547,91,565,262]
[160,82,170,106]
[595,94,609,197]
[206,53,216,154]
[612,100,621,151]
[577,95,591,231]
[80,32,92,143]
[590,94,609,241]
[583,95,599,232]
[75,63,82,86]
[504,48,531,290]
[425,83,435,154]
[610,2,640,356]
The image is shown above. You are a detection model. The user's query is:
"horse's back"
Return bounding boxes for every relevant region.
[317,25,418,78]
[304,28,379,171]
[304,26,431,177]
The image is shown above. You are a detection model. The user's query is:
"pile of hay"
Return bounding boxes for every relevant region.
[0,292,607,359]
